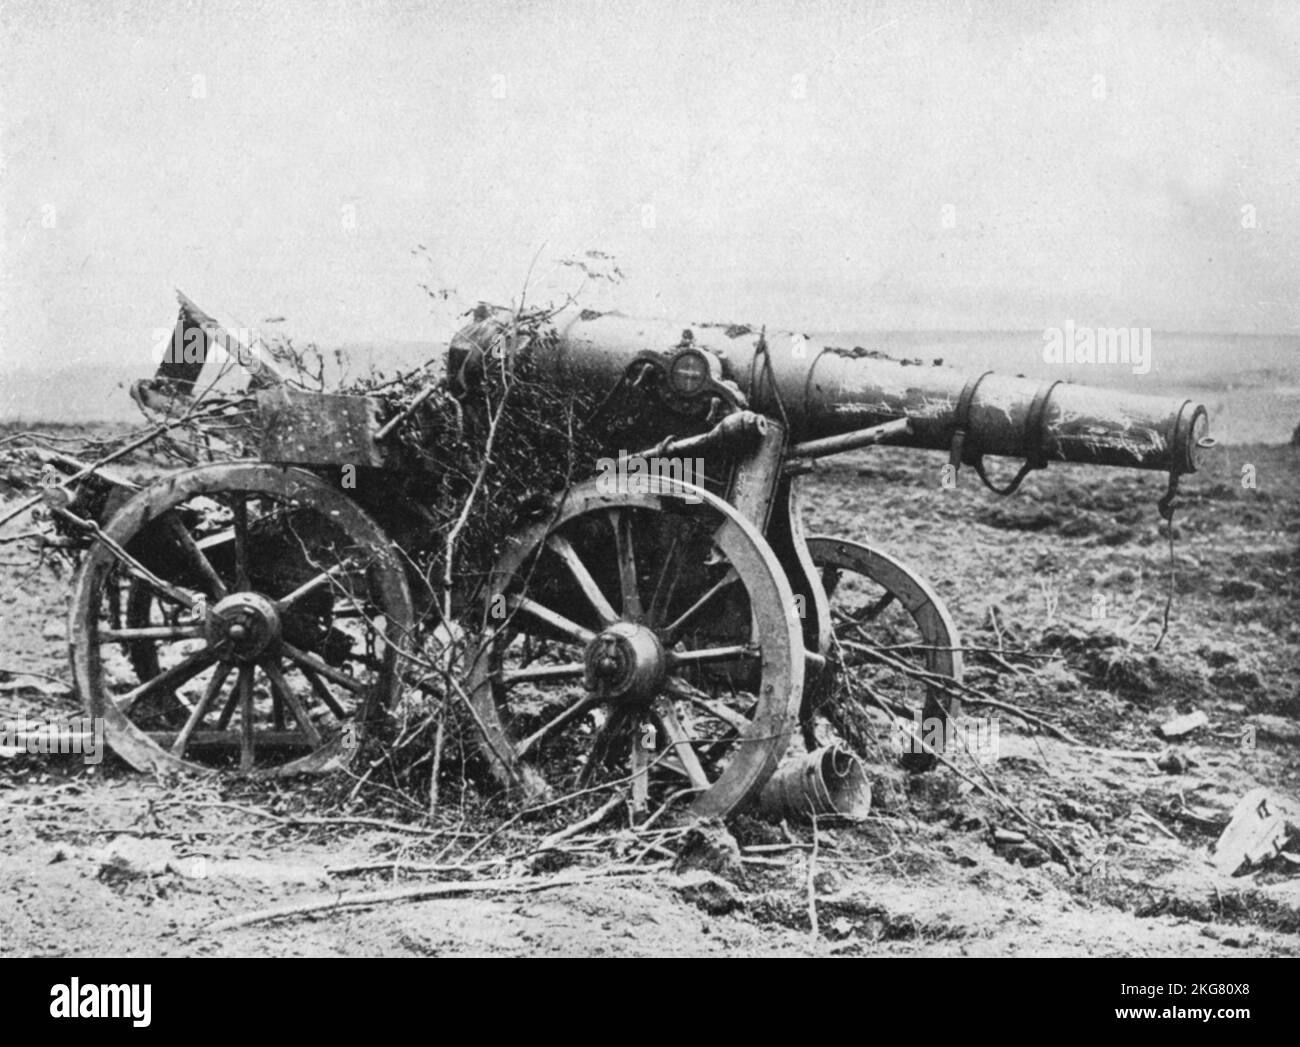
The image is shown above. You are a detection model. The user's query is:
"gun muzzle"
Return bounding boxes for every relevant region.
[778,351,1213,477]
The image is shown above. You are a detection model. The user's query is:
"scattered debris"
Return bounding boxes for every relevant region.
[96,835,175,881]
[1217,580,1260,601]
[1004,841,1050,867]
[1250,715,1300,746]
[1211,788,1300,876]
[672,870,745,915]
[672,820,745,883]
[826,915,856,940]
[1156,748,1194,774]
[756,745,872,823]
[1132,806,1178,840]
[1159,710,1208,740]
[1197,643,1238,668]
[0,676,72,699]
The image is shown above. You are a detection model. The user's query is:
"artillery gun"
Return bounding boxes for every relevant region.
[451,306,1212,816]
[55,296,1212,822]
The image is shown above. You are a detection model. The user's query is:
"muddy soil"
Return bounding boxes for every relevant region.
[2,432,1297,957]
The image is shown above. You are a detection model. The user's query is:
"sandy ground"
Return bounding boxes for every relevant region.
[1,432,1297,957]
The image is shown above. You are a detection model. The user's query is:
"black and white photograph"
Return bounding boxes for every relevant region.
[0,0,1296,985]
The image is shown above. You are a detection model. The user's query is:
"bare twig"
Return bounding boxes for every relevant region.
[208,864,666,932]
[151,800,446,836]
[841,637,1086,746]
[428,705,446,815]
[0,401,232,531]
[0,667,70,686]
[806,810,820,937]
[537,793,625,851]
[836,640,1076,873]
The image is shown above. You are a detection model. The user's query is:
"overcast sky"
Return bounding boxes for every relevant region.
[1,0,1296,373]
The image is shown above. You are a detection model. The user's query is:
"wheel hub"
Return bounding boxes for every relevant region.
[205,592,282,662]
[584,622,667,700]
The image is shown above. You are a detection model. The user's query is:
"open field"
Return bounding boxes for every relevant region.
[1,423,1297,957]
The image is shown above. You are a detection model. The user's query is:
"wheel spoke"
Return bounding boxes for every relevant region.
[663,568,739,640]
[165,513,228,600]
[502,662,587,685]
[108,582,123,631]
[846,591,897,625]
[665,676,751,732]
[170,662,233,757]
[807,537,966,770]
[608,508,643,621]
[75,468,412,779]
[629,715,650,815]
[277,562,351,610]
[514,695,601,760]
[231,494,250,592]
[546,535,618,626]
[465,489,800,821]
[669,644,755,667]
[647,534,683,627]
[74,514,196,610]
[651,697,710,789]
[262,659,323,748]
[116,648,216,714]
[508,596,596,645]
[579,707,632,786]
[281,642,366,693]
[100,624,204,642]
[238,666,255,770]
[300,665,348,720]
[820,567,841,599]
[270,673,286,730]
[216,672,242,729]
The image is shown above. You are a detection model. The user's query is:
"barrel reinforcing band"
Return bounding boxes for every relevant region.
[947,370,993,472]
[950,375,1062,496]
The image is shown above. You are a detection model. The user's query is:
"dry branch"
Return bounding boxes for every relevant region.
[208,864,665,932]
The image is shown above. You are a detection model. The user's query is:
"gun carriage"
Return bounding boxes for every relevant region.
[58,298,1213,820]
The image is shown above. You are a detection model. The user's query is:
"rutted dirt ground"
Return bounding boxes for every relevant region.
[1,431,1297,957]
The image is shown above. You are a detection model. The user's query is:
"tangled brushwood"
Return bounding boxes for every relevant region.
[343,305,608,620]
[0,303,624,813]
[305,306,626,804]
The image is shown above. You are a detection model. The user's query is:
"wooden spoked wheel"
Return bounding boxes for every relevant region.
[467,477,804,820]
[804,536,963,770]
[70,464,414,776]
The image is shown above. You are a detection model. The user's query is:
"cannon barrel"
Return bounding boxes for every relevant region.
[451,308,1212,476]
